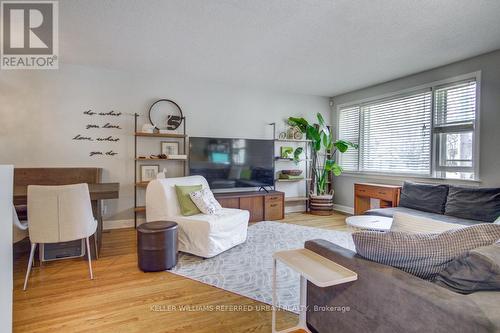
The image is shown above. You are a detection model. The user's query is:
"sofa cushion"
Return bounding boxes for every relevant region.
[174,208,249,257]
[366,207,482,226]
[432,241,500,294]
[445,185,500,222]
[391,212,466,233]
[399,181,449,214]
[352,224,500,279]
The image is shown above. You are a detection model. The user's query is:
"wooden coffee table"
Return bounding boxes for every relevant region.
[272,248,357,333]
[346,215,393,232]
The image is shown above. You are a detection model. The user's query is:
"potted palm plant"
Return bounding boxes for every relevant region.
[288,113,357,215]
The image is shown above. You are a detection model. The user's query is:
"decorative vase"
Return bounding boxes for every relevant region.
[309,191,334,215]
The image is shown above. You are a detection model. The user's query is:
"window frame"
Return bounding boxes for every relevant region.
[336,71,481,181]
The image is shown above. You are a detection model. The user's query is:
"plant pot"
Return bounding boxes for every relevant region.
[309,192,334,216]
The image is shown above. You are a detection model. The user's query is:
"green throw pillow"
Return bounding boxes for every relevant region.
[240,168,252,180]
[175,185,202,216]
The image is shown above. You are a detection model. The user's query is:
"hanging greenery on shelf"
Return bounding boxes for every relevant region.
[288,113,357,196]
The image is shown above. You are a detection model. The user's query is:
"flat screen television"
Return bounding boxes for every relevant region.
[189,137,275,189]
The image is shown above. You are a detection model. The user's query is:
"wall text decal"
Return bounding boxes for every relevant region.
[103,122,121,129]
[73,134,93,141]
[85,123,122,130]
[99,110,121,116]
[89,150,118,157]
[96,136,120,142]
[76,109,123,157]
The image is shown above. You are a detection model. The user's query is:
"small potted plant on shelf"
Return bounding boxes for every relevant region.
[288,113,357,215]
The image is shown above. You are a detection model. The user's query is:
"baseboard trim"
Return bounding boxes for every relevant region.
[333,204,354,215]
[285,205,307,214]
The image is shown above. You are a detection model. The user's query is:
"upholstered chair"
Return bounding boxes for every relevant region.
[13,205,28,243]
[24,184,98,290]
[146,176,249,258]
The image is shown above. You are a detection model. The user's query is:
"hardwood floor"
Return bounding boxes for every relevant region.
[13,212,349,333]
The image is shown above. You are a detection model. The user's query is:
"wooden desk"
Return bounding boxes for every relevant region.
[13,183,119,258]
[13,183,119,204]
[354,183,401,215]
[13,168,119,258]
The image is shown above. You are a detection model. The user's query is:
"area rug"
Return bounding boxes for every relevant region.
[171,221,355,313]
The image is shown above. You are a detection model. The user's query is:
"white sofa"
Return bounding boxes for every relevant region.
[146,176,249,258]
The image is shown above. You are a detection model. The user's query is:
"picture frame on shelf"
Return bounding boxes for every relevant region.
[280,146,293,158]
[140,165,159,182]
[161,141,179,155]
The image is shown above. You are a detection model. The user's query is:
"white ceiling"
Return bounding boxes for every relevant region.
[60,0,500,96]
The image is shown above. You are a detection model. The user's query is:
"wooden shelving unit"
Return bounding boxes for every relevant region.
[275,178,311,182]
[134,206,146,213]
[274,138,312,143]
[269,123,311,212]
[135,132,186,138]
[134,113,187,227]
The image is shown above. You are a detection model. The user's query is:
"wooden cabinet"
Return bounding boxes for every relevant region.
[217,197,240,209]
[240,196,264,222]
[354,183,401,215]
[214,191,284,222]
[264,195,283,221]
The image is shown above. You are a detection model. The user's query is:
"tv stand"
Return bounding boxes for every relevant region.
[214,190,284,222]
[258,186,270,193]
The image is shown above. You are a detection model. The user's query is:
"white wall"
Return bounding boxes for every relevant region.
[331,50,500,211]
[0,65,330,223]
[0,165,13,333]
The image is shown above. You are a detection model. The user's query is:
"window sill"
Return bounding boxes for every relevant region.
[336,171,482,185]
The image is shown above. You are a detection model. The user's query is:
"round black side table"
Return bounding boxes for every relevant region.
[137,221,178,271]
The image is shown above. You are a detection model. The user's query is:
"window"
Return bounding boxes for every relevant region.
[337,105,359,171]
[433,80,477,180]
[337,75,479,180]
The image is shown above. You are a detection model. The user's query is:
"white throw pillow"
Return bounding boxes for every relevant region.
[391,212,466,233]
[189,188,223,215]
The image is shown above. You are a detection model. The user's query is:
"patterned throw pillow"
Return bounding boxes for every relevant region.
[391,212,466,233]
[189,188,223,215]
[353,224,500,280]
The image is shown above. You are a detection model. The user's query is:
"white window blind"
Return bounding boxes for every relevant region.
[337,75,478,179]
[338,106,359,171]
[360,91,432,174]
[434,80,477,128]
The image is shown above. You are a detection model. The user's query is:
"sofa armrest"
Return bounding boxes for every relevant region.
[304,239,495,333]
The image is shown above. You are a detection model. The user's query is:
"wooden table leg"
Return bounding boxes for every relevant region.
[298,276,309,331]
[354,196,371,215]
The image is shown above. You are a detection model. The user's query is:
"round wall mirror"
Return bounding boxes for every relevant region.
[148,99,184,130]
